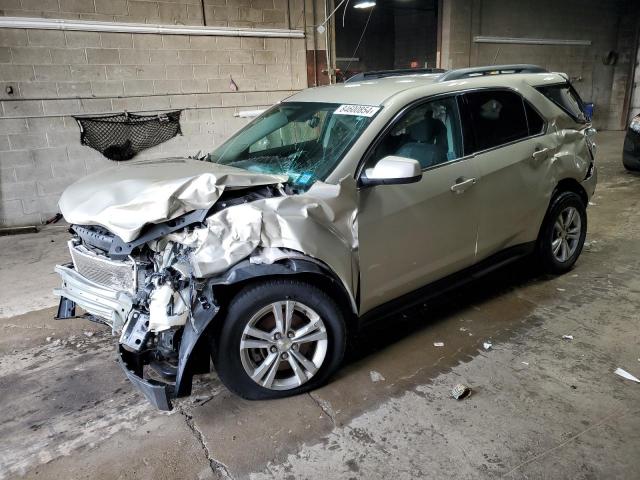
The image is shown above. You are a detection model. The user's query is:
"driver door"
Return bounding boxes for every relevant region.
[357,96,480,314]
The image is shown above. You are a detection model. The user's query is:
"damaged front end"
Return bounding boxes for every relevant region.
[55,220,220,410]
[53,163,359,410]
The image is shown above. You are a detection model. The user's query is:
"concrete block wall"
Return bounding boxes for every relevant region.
[439,0,639,130]
[0,0,294,28]
[0,0,207,25]
[202,0,290,29]
[609,10,639,129]
[439,0,473,70]
[0,1,308,227]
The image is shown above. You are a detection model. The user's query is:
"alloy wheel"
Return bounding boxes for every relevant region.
[239,301,328,390]
[551,206,582,263]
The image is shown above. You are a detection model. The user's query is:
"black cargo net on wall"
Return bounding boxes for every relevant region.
[75,111,182,161]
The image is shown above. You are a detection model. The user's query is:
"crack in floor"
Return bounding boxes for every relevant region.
[178,405,235,479]
[0,323,57,330]
[308,392,337,427]
[500,407,634,477]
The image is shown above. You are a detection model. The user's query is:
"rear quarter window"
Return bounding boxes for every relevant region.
[536,83,587,124]
[524,101,545,135]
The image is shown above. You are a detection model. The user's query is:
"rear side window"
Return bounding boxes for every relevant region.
[461,90,529,152]
[536,83,586,124]
[524,101,545,135]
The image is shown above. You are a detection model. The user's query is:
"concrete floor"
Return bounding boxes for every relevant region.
[1,131,639,480]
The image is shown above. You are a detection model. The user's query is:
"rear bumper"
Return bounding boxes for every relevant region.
[53,263,133,330]
[581,164,597,199]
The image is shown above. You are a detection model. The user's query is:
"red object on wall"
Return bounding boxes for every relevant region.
[306,50,329,86]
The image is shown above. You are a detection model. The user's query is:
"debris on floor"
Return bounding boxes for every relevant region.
[557,288,566,292]
[433,342,445,347]
[45,212,63,224]
[369,370,386,383]
[451,383,472,400]
[584,239,600,252]
[562,335,574,340]
[483,341,492,350]
[614,368,640,383]
[521,361,529,366]
[459,327,468,332]
[83,331,94,338]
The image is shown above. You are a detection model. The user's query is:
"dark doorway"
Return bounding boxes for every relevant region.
[334,0,439,82]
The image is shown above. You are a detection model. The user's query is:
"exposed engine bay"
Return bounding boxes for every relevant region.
[54,174,359,410]
[58,211,224,410]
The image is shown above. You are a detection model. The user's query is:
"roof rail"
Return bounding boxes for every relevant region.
[438,64,547,82]
[345,67,446,83]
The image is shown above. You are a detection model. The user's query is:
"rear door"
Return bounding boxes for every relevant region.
[458,89,550,260]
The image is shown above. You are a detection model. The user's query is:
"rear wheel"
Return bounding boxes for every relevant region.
[214,279,346,400]
[536,191,587,273]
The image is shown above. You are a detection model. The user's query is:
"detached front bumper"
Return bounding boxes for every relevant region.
[54,263,175,410]
[53,263,133,330]
[118,350,174,410]
[54,262,219,411]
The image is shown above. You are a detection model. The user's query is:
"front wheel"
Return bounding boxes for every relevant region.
[536,191,587,274]
[214,279,346,400]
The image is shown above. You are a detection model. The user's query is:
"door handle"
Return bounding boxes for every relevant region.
[532,147,551,160]
[450,177,477,194]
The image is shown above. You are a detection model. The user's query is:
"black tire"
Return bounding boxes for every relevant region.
[536,190,587,274]
[214,278,346,400]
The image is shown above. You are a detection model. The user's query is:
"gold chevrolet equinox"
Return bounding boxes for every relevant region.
[54,65,597,409]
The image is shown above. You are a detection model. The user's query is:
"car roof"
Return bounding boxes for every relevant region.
[285,71,569,106]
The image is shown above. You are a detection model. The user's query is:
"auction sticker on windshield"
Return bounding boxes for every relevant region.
[334,104,380,117]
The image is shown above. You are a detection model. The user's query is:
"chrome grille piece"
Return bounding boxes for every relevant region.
[69,242,135,293]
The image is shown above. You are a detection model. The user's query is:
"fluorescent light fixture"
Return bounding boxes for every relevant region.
[354,0,376,8]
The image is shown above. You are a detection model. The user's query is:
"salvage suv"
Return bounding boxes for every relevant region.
[55,64,597,410]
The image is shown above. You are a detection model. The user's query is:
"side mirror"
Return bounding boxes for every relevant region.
[359,156,422,187]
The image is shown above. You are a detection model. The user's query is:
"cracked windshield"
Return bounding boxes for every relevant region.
[207,102,378,188]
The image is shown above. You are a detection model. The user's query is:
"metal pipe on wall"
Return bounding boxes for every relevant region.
[0,16,304,38]
[324,0,332,84]
[308,0,320,86]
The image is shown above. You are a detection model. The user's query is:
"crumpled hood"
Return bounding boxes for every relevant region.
[58,158,287,242]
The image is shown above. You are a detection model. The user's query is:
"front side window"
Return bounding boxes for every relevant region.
[365,96,463,171]
[461,90,529,152]
[536,83,586,124]
[208,102,377,188]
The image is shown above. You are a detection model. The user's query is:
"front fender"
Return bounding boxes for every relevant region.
[207,254,358,315]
